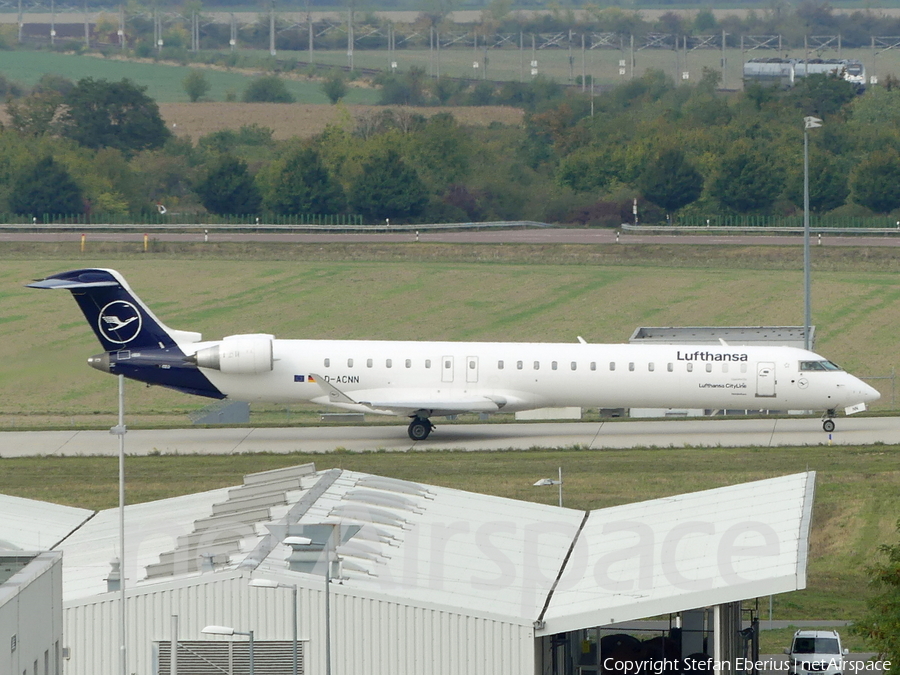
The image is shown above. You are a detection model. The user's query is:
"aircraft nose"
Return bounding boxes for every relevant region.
[862,381,881,403]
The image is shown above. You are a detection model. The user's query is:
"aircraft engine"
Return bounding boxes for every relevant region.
[192,335,274,375]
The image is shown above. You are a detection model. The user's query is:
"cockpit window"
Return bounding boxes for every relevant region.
[799,360,843,372]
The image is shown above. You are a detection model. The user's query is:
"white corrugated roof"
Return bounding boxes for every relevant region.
[0,494,93,551]
[58,487,233,601]
[255,469,585,623]
[55,466,814,631]
[541,472,814,634]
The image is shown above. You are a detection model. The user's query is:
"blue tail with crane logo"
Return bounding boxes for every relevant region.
[28,269,224,399]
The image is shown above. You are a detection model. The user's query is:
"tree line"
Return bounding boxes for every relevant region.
[5,69,900,225]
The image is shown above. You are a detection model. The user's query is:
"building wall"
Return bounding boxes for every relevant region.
[63,571,535,675]
[0,552,63,675]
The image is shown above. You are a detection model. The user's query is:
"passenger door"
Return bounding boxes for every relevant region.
[441,356,454,383]
[466,356,479,383]
[756,362,776,397]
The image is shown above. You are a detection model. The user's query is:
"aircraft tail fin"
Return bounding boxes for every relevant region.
[28,268,202,352]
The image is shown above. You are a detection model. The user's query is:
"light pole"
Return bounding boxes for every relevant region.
[294,531,333,675]
[202,625,254,675]
[803,115,822,351]
[110,374,127,675]
[285,533,330,675]
[533,467,563,507]
[249,578,298,675]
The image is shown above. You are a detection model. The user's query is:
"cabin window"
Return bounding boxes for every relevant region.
[628,362,635,372]
[706,363,713,373]
[667,363,673,372]
[648,363,655,372]
[571,362,577,371]
[324,358,330,368]
[517,361,523,370]
[609,362,615,371]
[552,361,558,371]
[590,362,597,371]
[687,362,693,372]
[347,358,353,368]
[386,359,392,368]
[534,361,540,370]
[367,358,373,368]
[444,359,451,370]
[406,359,412,368]
[425,359,431,368]
[498,360,504,370]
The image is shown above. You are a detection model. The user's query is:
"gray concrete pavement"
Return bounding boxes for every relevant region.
[1,415,897,457]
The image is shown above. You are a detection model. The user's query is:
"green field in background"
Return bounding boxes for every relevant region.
[0,50,380,103]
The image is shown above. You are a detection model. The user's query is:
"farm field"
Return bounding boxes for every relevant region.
[0,50,381,103]
[3,242,900,426]
[156,102,525,140]
[0,443,897,622]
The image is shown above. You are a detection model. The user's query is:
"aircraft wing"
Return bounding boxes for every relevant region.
[309,374,514,417]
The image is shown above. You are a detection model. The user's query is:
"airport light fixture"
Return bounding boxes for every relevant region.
[283,528,360,675]
[803,115,823,351]
[202,625,255,675]
[249,578,298,675]
[533,467,563,507]
[290,530,335,675]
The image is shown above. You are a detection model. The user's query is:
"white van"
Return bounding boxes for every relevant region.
[784,630,849,675]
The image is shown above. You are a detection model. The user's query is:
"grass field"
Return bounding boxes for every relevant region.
[2,242,900,425]
[1,444,897,623]
[0,50,380,103]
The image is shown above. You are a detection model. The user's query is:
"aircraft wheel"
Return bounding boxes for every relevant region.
[408,418,433,441]
[823,419,835,433]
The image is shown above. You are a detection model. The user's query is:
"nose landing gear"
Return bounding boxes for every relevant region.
[408,416,435,441]
[822,410,836,433]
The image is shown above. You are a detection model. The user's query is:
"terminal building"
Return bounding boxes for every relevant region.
[3,463,816,675]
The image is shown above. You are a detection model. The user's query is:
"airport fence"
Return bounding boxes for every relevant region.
[661,215,900,231]
[0,218,551,232]
[0,212,365,227]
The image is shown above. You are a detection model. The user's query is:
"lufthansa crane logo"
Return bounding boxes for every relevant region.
[98,300,142,344]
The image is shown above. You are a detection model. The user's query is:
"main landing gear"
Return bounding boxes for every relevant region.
[822,410,836,433]
[408,416,435,441]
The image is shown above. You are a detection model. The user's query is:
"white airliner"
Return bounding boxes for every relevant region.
[29,269,880,440]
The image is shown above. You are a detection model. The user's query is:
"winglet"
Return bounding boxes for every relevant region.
[309,373,358,406]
